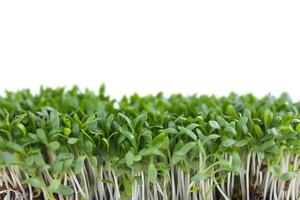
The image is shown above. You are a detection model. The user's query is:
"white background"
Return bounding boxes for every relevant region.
[0,1,300,100]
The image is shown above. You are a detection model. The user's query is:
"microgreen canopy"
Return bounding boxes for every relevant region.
[0,86,299,200]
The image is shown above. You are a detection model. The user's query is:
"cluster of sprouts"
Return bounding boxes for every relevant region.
[0,86,300,199]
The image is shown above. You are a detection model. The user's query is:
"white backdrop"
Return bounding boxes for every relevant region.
[0,1,300,100]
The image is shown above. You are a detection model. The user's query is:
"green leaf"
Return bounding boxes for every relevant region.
[206,134,220,141]
[189,185,200,193]
[49,179,74,196]
[90,156,98,168]
[191,172,207,182]
[226,105,238,118]
[163,128,178,134]
[134,155,142,161]
[258,140,275,151]
[27,178,43,189]
[296,124,300,133]
[280,172,295,181]
[254,125,263,138]
[49,179,59,190]
[99,84,106,98]
[263,109,273,127]
[28,133,39,142]
[73,156,86,174]
[224,126,236,135]
[0,152,20,164]
[171,142,196,165]
[235,139,249,147]
[238,116,248,134]
[101,138,110,151]
[177,141,196,155]
[125,150,134,166]
[148,163,157,183]
[118,113,133,132]
[67,138,78,144]
[54,153,74,173]
[178,126,197,141]
[209,120,220,129]
[84,140,93,154]
[139,147,165,158]
[6,142,25,154]
[186,123,199,130]
[270,164,281,176]
[231,151,245,173]
[123,178,132,196]
[36,129,48,144]
[16,123,27,135]
[134,176,142,186]
[0,136,4,148]
[48,141,60,150]
[222,138,236,147]
[152,132,167,148]
[119,126,134,141]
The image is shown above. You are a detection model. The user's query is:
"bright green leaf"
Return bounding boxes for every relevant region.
[209,120,220,129]
[148,163,157,183]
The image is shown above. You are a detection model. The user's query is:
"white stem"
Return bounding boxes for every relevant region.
[112,170,120,200]
[273,179,278,200]
[212,175,230,200]
[286,179,294,200]
[142,172,145,200]
[171,168,176,200]
[246,153,251,200]
[25,173,33,200]
[240,172,246,200]
[263,171,270,200]
[70,173,86,198]
[69,174,78,200]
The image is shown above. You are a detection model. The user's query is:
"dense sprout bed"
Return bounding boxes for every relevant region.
[1,86,300,200]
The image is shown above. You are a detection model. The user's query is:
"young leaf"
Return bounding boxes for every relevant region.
[280,172,295,181]
[27,178,44,189]
[254,125,263,138]
[67,138,79,144]
[191,172,207,182]
[73,156,86,174]
[234,139,249,147]
[48,141,60,150]
[125,150,135,166]
[148,163,157,183]
[139,147,165,158]
[177,141,197,155]
[49,179,74,196]
[123,178,132,196]
[16,123,27,135]
[209,120,220,129]
[263,109,273,128]
[224,126,236,135]
[36,129,48,144]
[258,140,275,151]
[296,123,300,133]
[0,152,20,164]
[222,138,236,147]
[178,126,197,141]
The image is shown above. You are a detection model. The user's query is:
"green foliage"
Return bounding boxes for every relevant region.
[0,86,299,199]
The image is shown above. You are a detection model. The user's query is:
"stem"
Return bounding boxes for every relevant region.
[246,152,251,200]
[212,174,230,200]
[262,171,270,200]
[171,167,176,200]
